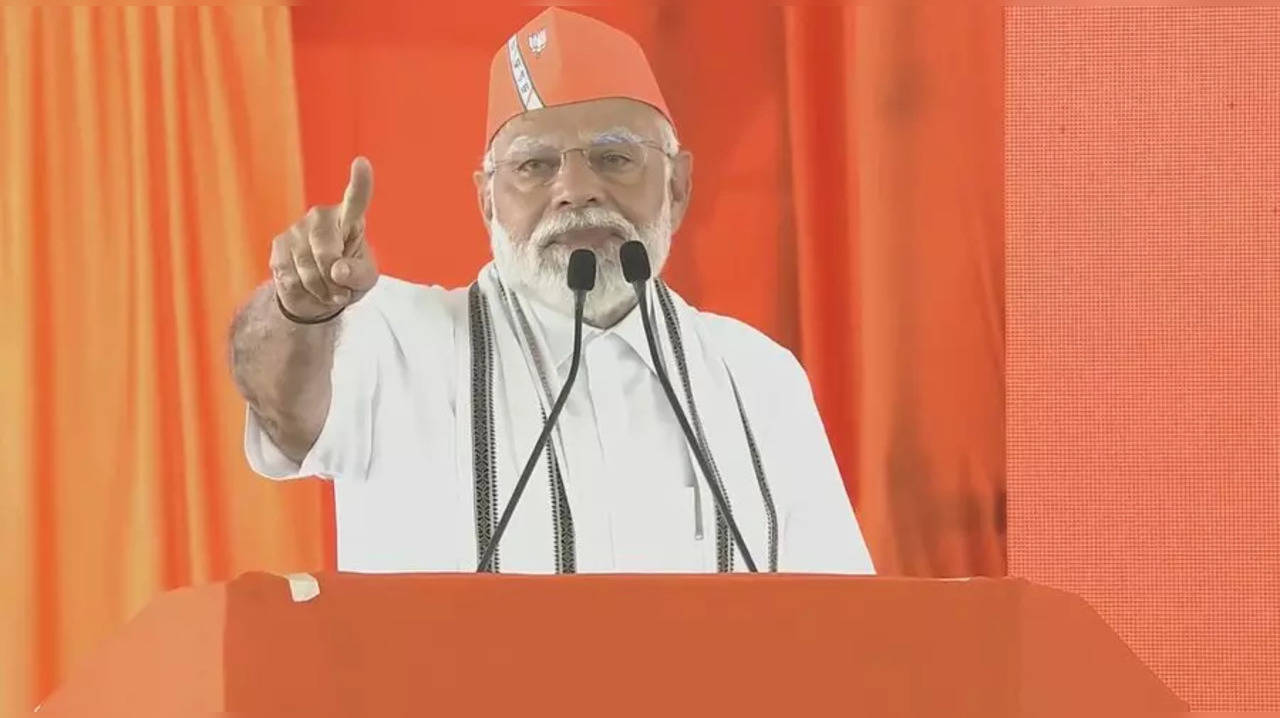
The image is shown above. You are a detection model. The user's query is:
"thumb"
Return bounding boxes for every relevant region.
[330,254,378,292]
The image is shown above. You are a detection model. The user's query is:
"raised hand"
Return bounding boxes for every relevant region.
[270,157,379,321]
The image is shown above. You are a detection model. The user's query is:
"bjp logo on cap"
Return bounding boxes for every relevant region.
[528,28,548,56]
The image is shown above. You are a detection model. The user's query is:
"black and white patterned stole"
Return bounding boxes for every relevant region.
[467,277,778,573]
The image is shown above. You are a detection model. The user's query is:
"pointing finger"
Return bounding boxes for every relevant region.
[339,156,373,234]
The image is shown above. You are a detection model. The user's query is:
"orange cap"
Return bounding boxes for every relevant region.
[485,8,672,145]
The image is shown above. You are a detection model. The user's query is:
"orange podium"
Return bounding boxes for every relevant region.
[40,573,1185,717]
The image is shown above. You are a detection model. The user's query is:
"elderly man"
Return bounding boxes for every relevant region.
[229,8,874,575]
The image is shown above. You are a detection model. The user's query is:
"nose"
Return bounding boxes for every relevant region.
[550,149,605,210]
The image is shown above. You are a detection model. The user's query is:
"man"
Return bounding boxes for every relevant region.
[229,8,874,575]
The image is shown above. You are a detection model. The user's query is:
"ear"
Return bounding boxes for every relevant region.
[667,150,693,233]
[473,170,493,226]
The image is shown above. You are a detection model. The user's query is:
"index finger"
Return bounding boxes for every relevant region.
[339,156,373,231]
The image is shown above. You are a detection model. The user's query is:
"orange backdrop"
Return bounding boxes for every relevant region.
[0,6,331,713]
[0,4,1005,713]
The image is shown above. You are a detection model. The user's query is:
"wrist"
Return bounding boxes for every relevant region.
[275,291,345,325]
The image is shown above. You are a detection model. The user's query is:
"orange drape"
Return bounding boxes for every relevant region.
[0,7,331,713]
[850,5,1006,576]
[780,6,1004,576]
[2,4,1004,712]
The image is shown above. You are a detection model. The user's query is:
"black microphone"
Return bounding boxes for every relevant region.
[477,249,596,572]
[619,241,759,573]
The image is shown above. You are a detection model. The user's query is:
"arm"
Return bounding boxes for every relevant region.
[228,157,378,464]
[229,282,341,463]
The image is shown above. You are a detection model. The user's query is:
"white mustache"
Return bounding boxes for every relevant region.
[530,208,638,248]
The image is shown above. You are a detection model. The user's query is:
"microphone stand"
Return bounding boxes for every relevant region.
[477,250,594,572]
[621,242,759,573]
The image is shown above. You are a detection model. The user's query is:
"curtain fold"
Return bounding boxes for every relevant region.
[781,5,861,515]
[0,7,332,713]
[780,5,1005,576]
[850,5,1006,576]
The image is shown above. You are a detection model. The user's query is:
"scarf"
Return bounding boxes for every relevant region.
[455,263,777,574]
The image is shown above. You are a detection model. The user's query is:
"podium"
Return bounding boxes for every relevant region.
[40,573,1185,716]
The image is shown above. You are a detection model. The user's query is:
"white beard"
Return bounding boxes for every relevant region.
[488,197,672,328]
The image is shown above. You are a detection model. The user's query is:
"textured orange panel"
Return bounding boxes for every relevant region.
[1006,8,1280,712]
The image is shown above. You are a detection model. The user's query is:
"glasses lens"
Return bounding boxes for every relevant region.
[588,142,647,183]
[506,152,562,186]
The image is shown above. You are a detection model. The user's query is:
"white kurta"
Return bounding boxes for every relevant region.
[245,272,875,575]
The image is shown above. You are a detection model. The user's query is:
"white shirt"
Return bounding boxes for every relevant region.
[245,275,875,575]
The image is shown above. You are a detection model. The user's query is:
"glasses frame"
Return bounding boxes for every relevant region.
[486,139,676,190]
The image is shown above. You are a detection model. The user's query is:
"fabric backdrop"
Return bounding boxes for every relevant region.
[0,7,331,712]
[0,4,1004,712]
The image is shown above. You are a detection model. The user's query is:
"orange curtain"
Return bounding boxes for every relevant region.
[1,4,1004,712]
[849,5,1006,576]
[0,7,332,713]
[732,5,1005,576]
[780,6,862,529]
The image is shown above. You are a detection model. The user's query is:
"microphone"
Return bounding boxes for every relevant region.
[477,249,596,572]
[619,241,759,573]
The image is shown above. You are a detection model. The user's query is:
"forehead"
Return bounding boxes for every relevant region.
[492,97,663,154]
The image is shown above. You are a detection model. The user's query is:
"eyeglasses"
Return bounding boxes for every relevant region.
[489,140,673,191]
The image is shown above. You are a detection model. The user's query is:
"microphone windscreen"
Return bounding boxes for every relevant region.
[620,241,652,283]
[567,249,597,291]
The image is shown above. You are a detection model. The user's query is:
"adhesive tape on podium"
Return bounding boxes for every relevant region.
[283,572,320,602]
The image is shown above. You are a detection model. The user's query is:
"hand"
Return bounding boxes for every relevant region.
[270,157,379,321]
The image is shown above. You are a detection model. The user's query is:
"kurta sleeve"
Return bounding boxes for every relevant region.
[773,352,877,575]
[243,286,392,483]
